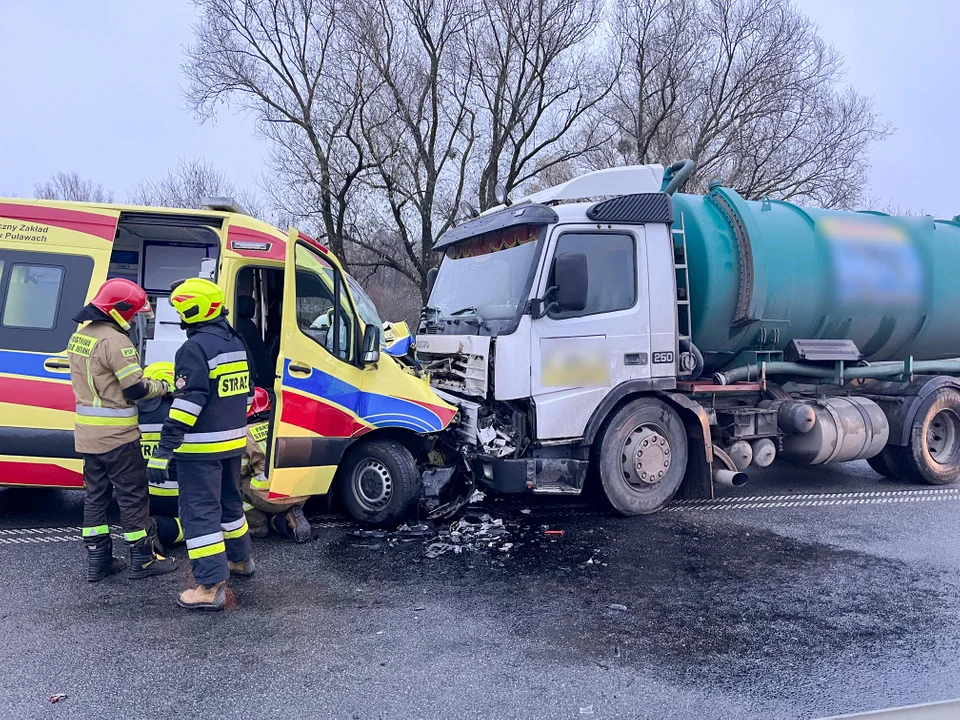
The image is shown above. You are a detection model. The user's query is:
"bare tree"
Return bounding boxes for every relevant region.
[348,0,477,298]
[468,0,613,210]
[128,157,263,214]
[600,0,889,208]
[184,0,372,259]
[35,172,113,203]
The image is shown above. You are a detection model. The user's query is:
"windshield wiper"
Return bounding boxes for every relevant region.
[447,306,479,316]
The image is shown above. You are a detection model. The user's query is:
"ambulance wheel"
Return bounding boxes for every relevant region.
[597,397,688,515]
[338,439,420,526]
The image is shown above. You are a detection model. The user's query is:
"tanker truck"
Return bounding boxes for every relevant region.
[415,160,960,514]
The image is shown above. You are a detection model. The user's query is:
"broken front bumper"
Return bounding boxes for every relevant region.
[474,456,588,495]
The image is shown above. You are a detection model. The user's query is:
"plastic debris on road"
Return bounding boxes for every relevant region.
[607,603,628,612]
[579,705,594,715]
[50,694,67,703]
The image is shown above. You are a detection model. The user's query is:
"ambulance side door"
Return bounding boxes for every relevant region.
[267,231,364,499]
[0,202,118,488]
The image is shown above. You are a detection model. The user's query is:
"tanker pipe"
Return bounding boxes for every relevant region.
[713,468,748,487]
[662,159,696,195]
[713,358,960,386]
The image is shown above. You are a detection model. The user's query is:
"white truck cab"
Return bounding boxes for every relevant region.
[417,164,700,512]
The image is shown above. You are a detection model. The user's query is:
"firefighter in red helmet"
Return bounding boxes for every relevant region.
[68,279,177,582]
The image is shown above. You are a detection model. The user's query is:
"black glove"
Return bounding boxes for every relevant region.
[146,448,172,485]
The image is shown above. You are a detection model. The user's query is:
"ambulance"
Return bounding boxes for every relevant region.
[0,197,457,524]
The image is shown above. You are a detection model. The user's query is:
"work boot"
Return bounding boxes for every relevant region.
[228,556,255,577]
[270,512,294,541]
[128,533,177,580]
[177,581,226,611]
[86,536,127,583]
[286,506,313,544]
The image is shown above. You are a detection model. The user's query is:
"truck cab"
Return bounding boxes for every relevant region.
[0,198,455,524]
[416,165,701,513]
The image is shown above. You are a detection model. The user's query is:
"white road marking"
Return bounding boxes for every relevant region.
[667,487,960,512]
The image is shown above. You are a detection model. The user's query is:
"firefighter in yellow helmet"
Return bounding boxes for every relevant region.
[146,278,254,611]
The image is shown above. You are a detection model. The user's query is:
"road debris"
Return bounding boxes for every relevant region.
[579,705,594,715]
[50,694,67,703]
[607,603,628,612]
[468,490,486,504]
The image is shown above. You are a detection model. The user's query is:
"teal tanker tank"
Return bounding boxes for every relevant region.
[672,184,960,372]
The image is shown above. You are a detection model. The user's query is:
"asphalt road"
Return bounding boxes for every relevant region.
[3,462,960,719]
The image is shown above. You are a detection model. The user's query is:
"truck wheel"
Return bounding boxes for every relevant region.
[338,439,420,526]
[597,397,688,515]
[892,387,960,485]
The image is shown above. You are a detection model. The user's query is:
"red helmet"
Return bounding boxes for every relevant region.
[90,279,152,330]
[248,387,271,418]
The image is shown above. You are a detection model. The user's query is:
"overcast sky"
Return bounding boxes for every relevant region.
[1,0,957,217]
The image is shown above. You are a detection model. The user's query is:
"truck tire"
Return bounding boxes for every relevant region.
[597,397,688,515]
[338,439,420,526]
[889,387,960,485]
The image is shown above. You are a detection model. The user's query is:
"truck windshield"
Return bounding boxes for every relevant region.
[429,225,539,320]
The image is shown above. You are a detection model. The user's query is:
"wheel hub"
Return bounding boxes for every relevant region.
[621,426,671,486]
[927,409,960,465]
[354,459,393,511]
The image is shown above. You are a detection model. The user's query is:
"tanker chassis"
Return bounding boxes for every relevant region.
[416,161,960,514]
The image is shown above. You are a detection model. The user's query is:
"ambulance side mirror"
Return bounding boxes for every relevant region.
[361,324,381,367]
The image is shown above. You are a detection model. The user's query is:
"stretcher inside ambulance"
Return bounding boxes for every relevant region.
[0,199,456,524]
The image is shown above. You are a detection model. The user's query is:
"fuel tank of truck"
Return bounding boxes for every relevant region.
[672,184,960,372]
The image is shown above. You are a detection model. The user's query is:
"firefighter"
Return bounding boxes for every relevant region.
[68,278,177,582]
[241,388,312,543]
[146,278,254,611]
[140,362,183,551]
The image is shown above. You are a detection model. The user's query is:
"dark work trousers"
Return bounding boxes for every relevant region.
[177,456,252,586]
[149,463,182,548]
[82,440,150,536]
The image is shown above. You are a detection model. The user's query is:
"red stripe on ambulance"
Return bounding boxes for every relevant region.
[0,203,116,242]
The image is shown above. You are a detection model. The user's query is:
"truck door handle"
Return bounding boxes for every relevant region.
[44,357,71,371]
[288,361,312,375]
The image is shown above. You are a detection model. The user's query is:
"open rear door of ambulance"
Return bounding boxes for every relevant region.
[0,201,119,488]
[265,228,365,501]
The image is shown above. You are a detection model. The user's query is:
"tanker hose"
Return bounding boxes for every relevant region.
[662,159,696,195]
[713,358,960,386]
[679,338,704,380]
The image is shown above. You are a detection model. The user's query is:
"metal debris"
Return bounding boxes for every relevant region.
[468,490,486,504]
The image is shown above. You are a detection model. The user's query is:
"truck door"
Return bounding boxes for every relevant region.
[266,230,364,499]
[529,225,650,440]
[0,202,119,487]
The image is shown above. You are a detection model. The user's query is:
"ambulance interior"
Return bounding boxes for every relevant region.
[108,215,283,392]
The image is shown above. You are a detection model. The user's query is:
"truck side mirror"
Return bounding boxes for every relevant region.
[361,324,381,366]
[426,267,438,299]
[552,252,588,313]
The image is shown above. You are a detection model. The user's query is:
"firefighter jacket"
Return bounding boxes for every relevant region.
[157,317,251,462]
[139,395,179,498]
[68,320,166,455]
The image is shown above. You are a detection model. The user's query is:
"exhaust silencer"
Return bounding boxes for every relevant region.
[713,468,748,487]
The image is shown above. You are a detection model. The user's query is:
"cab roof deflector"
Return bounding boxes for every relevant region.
[434,204,558,251]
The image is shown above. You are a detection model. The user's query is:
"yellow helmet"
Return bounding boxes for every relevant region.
[143,361,175,386]
[169,278,225,325]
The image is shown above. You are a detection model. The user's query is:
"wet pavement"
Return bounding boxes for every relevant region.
[2,461,960,719]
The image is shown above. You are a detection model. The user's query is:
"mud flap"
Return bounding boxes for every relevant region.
[663,392,713,500]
